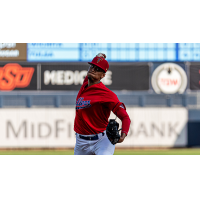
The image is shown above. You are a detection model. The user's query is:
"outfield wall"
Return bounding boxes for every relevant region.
[0,107,188,148]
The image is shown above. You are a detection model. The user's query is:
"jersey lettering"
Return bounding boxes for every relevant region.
[76,97,91,110]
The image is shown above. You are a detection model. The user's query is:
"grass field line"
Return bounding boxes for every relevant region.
[0,148,199,155]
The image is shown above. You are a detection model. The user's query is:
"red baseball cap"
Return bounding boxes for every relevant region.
[88,53,109,72]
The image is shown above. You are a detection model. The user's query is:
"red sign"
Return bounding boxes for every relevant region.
[160,78,179,86]
[0,63,34,91]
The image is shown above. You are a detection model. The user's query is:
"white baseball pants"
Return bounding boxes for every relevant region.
[74,131,115,155]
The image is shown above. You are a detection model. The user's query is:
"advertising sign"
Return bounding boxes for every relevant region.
[0,107,187,148]
[27,43,79,61]
[0,108,75,148]
[0,63,37,91]
[27,43,200,62]
[0,43,27,61]
[111,107,188,147]
[41,63,150,91]
[151,63,187,94]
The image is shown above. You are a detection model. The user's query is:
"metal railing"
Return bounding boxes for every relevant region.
[0,91,199,108]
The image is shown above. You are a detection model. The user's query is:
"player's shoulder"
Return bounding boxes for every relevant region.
[99,82,118,97]
[99,82,111,92]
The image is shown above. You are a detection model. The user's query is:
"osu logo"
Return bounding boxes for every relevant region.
[0,63,34,91]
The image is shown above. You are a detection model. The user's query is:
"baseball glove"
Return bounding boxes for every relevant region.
[106,119,121,145]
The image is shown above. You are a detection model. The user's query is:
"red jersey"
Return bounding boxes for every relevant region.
[74,76,123,135]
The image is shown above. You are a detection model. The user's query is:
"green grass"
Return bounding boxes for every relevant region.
[114,148,200,155]
[0,148,200,155]
[0,150,75,155]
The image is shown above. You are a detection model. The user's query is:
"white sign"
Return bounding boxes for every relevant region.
[44,70,112,85]
[0,107,188,148]
[151,63,187,94]
[110,107,188,147]
[0,108,76,148]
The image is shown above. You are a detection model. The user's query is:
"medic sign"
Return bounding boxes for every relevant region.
[41,63,90,90]
[41,63,150,91]
[0,63,37,91]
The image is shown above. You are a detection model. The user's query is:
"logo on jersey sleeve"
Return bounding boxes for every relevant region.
[119,104,125,109]
[76,97,91,110]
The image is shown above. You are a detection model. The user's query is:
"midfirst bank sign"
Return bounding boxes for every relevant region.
[0,108,188,148]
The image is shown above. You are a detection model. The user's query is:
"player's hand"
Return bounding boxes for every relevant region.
[118,132,127,143]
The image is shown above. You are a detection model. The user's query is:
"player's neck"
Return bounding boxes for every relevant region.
[88,79,100,87]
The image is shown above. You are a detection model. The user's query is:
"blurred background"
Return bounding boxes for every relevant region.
[0,43,200,153]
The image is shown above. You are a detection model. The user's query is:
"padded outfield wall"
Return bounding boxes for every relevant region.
[0,107,188,148]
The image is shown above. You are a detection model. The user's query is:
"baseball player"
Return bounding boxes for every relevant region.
[74,53,131,155]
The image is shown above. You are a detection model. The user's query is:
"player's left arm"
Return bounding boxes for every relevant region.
[113,104,131,143]
[103,92,131,143]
